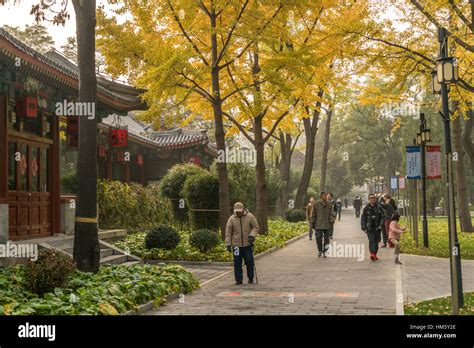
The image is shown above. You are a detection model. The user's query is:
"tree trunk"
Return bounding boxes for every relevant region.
[279,132,292,213]
[452,102,473,232]
[210,10,230,239]
[295,91,323,209]
[72,0,100,273]
[254,116,268,234]
[320,108,333,192]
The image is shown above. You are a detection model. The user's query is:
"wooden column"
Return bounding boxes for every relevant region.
[50,114,61,235]
[106,153,112,180]
[0,94,7,204]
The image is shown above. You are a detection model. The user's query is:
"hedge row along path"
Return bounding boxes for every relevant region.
[146,208,474,315]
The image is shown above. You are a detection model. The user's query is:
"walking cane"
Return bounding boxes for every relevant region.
[251,244,259,284]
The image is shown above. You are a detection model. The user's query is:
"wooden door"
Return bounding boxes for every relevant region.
[8,138,52,240]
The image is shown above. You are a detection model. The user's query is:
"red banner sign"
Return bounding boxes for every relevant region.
[426,145,442,179]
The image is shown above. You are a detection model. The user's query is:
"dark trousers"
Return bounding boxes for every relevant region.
[329,223,335,238]
[232,246,254,283]
[338,209,341,221]
[316,229,330,253]
[308,222,314,239]
[367,229,381,254]
[381,220,389,245]
[355,208,361,217]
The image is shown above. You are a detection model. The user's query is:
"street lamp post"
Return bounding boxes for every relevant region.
[416,113,430,248]
[433,27,463,313]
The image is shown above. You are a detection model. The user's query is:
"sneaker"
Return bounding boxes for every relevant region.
[395,259,402,265]
[318,252,322,257]
[235,281,242,285]
[370,253,376,261]
[380,244,387,248]
[323,253,327,258]
[375,255,379,260]
[248,279,253,284]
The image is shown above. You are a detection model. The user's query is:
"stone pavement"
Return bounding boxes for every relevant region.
[147,208,474,315]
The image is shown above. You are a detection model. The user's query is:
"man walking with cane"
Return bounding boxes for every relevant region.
[226,202,259,285]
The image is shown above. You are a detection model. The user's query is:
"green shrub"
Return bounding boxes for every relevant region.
[61,173,78,194]
[145,225,181,250]
[182,171,220,230]
[98,180,171,230]
[285,208,307,222]
[160,164,206,224]
[24,249,76,296]
[189,229,221,253]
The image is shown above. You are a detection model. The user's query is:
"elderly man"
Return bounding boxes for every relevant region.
[225,202,259,285]
[311,192,332,257]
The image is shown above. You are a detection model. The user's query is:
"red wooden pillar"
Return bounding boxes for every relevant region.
[124,162,130,184]
[50,114,61,235]
[0,94,7,203]
[0,94,7,242]
[106,153,112,180]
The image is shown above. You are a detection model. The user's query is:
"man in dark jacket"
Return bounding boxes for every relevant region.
[361,193,384,261]
[311,191,332,257]
[353,196,362,218]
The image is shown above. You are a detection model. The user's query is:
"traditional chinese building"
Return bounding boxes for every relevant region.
[0,28,216,242]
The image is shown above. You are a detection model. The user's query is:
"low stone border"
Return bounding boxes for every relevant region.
[123,292,181,315]
[144,232,309,267]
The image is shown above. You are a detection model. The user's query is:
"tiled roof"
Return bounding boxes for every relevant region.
[101,114,217,155]
[149,129,209,149]
[0,27,143,108]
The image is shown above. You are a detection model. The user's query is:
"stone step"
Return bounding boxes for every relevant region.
[100,254,128,265]
[120,261,143,266]
[98,229,127,241]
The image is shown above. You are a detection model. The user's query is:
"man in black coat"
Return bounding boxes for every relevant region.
[361,193,385,261]
[353,196,362,218]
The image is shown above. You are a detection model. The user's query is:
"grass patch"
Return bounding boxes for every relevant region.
[400,217,474,260]
[0,264,199,315]
[404,292,474,315]
[115,220,308,262]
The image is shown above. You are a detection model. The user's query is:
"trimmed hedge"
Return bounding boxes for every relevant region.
[285,208,307,222]
[98,180,171,230]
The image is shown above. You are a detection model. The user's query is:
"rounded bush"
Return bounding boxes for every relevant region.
[24,249,76,296]
[145,225,181,250]
[284,208,306,222]
[189,229,221,253]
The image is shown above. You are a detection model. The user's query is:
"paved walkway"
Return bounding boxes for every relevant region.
[147,208,474,315]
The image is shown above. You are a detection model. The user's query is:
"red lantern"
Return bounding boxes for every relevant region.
[67,116,79,149]
[137,154,143,166]
[109,127,128,148]
[188,156,201,166]
[16,96,38,118]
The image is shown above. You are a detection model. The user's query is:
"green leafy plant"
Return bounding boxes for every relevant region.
[284,208,307,222]
[0,264,198,315]
[23,249,76,296]
[189,229,221,253]
[145,225,181,250]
